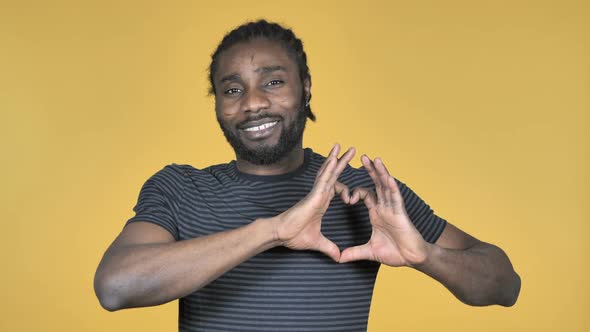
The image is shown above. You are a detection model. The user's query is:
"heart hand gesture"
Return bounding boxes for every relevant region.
[338,155,430,267]
[270,144,355,262]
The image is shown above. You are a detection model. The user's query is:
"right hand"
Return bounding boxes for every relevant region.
[270,144,356,261]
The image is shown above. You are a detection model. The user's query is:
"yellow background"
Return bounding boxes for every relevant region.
[1,0,588,331]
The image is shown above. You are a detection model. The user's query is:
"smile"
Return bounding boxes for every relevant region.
[243,121,279,132]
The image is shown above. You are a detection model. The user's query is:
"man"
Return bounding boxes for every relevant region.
[94,20,521,331]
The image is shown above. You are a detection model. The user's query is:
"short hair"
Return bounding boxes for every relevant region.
[208,19,316,121]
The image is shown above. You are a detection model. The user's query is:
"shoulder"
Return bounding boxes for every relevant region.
[146,163,192,185]
[135,164,190,201]
[142,162,217,196]
[151,161,240,194]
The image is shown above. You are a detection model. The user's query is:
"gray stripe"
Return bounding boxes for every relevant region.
[126,147,446,331]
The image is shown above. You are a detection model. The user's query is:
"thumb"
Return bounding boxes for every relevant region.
[350,187,377,208]
[334,181,350,204]
[315,234,341,262]
[339,243,374,263]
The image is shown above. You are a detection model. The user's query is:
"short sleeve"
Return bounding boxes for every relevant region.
[125,166,182,240]
[396,178,447,244]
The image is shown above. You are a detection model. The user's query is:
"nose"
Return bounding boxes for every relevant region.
[240,88,270,113]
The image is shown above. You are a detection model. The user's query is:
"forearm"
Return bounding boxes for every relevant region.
[95,218,278,311]
[413,242,521,307]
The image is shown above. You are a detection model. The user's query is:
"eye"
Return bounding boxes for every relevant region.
[266,79,283,87]
[224,88,242,95]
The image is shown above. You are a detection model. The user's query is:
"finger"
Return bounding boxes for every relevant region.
[361,155,385,204]
[315,234,341,262]
[374,158,394,188]
[333,146,356,177]
[373,158,394,206]
[350,187,377,209]
[361,154,379,183]
[316,144,340,180]
[339,243,374,263]
[374,157,392,175]
[387,175,405,213]
[325,147,356,188]
[314,157,337,191]
[334,181,350,204]
[375,158,403,210]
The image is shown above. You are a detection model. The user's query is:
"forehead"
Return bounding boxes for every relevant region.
[215,38,297,79]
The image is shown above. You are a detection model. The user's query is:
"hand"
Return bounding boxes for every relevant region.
[339,155,431,267]
[270,144,355,262]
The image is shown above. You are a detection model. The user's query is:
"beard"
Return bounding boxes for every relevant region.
[216,103,308,166]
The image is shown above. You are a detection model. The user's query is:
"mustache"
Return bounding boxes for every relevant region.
[238,113,283,127]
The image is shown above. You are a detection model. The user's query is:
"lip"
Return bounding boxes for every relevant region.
[239,117,281,129]
[239,120,280,141]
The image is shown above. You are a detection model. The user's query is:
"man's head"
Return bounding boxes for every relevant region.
[209,20,314,165]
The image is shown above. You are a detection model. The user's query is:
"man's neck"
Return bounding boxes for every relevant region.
[235,144,305,176]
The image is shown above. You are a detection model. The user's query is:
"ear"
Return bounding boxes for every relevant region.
[303,78,311,101]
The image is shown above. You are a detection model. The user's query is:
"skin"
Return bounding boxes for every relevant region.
[94,37,521,312]
[214,38,310,175]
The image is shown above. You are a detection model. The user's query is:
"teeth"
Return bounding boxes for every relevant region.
[244,121,278,132]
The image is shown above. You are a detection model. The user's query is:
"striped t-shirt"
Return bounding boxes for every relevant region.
[126,147,447,331]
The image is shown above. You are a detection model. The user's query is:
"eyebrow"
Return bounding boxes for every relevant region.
[219,73,241,84]
[255,65,287,74]
[219,66,287,84]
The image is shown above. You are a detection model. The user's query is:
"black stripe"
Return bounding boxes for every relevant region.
[126,147,446,331]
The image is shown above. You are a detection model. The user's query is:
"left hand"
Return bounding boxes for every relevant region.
[339,155,432,267]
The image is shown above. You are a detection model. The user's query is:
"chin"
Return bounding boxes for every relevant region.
[237,146,287,165]
[218,109,307,165]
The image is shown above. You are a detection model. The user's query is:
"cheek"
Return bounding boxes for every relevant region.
[276,98,295,109]
[272,88,302,110]
[216,99,239,118]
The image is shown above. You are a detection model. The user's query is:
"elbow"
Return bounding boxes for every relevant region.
[97,294,123,312]
[499,270,521,307]
[459,269,522,307]
[94,273,126,312]
[474,269,521,307]
[487,245,522,307]
[97,296,122,312]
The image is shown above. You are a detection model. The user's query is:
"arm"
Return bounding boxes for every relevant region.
[339,155,521,307]
[94,218,277,311]
[94,144,356,311]
[414,223,521,307]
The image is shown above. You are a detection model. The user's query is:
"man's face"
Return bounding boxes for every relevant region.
[213,38,310,165]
